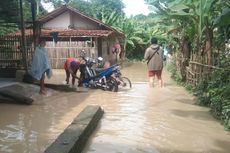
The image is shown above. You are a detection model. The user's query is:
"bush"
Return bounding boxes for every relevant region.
[166,57,183,83]
[195,69,230,130]
[167,56,230,130]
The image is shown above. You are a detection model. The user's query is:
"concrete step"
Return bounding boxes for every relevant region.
[44,105,104,153]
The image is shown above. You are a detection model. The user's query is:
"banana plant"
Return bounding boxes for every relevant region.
[97,9,121,26]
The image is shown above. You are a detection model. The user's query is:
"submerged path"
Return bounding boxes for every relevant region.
[0,62,230,153]
[81,62,230,153]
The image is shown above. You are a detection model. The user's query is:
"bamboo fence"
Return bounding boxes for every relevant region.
[46,41,97,69]
[186,61,223,86]
[0,35,33,69]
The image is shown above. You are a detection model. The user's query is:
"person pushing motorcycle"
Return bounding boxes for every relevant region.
[64,57,81,86]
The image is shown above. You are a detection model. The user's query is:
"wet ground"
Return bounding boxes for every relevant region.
[0,62,230,153]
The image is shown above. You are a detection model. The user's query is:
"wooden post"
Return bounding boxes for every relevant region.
[31,0,36,49]
[19,0,28,72]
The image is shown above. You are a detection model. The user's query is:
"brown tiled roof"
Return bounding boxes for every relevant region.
[8,28,113,37]
[41,28,113,37]
[8,5,124,37]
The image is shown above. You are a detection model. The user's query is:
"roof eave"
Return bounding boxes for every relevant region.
[37,5,124,36]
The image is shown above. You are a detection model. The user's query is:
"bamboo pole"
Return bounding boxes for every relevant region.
[190,61,223,70]
[19,0,28,72]
[30,0,36,49]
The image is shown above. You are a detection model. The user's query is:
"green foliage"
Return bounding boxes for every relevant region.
[0,24,18,35]
[0,0,49,35]
[167,55,230,130]
[0,0,20,35]
[44,0,66,8]
[166,56,183,83]
[194,68,230,130]
[146,0,230,130]
[69,0,125,20]
[25,0,48,20]
[69,0,94,16]
[126,42,146,60]
[0,0,19,23]
[193,78,210,106]
[90,0,125,20]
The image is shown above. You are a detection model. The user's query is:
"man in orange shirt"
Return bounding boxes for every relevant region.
[64,58,81,86]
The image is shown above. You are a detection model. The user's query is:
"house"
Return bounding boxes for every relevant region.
[35,5,124,68]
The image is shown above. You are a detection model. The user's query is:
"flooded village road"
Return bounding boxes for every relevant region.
[0,62,230,153]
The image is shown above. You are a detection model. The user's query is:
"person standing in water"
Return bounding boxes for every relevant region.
[30,38,52,95]
[144,37,164,87]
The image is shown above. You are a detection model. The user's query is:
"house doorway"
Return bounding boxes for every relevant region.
[98,38,102,57]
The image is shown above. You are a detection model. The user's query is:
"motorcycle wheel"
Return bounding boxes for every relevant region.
[105,77,118,92]
[118,77,132,89]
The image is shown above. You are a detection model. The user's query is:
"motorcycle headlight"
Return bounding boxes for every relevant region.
[85,57,89,61]
[97,57,103,62]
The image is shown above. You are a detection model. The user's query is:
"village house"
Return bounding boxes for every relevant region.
[35,5,124,68]
[0,5,124,77]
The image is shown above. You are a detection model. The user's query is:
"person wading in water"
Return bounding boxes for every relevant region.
[144,37,164,87]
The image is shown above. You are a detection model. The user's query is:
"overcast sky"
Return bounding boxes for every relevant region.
[123,0,151,17]
[42,0,151,17]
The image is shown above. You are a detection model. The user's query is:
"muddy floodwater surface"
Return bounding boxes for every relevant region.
[0,62,230,153]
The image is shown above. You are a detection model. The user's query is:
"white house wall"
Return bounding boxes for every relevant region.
[42,11,101,30]
[71,13,100,29]
[43,11,70,28]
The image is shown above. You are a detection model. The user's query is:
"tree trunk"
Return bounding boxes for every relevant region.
[19,0,28,72]
[123,40,127,60]
[195,34,200,61]
[205,26,213,65]
[31,0,36,48]
[180,36,190,82]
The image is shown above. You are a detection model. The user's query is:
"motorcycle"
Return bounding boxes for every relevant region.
[78,51,119,92]
[96,57,132,90]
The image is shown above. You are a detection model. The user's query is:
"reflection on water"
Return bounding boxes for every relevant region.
[81,84,160,153]
[0,62,230,153]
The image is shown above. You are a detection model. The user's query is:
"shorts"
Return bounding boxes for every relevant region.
[148,70,162,79]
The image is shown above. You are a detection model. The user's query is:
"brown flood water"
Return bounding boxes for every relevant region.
[0,62,230,153]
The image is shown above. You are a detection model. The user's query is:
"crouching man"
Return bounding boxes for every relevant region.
[64,58,81,86]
